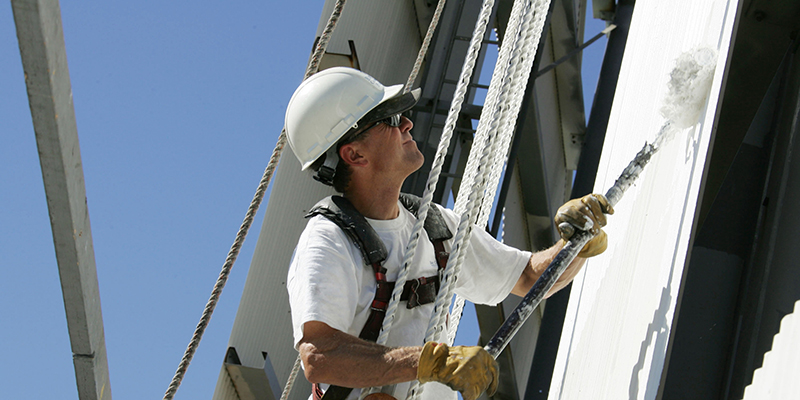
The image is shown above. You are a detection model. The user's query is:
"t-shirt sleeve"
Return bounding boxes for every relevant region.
[437,206,532,306]
[287,216,363,348]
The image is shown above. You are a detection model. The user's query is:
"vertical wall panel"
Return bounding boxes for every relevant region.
[743,301,800,399]
[548,1,738,399]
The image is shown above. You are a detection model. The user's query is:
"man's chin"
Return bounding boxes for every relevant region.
[413,154,425,171]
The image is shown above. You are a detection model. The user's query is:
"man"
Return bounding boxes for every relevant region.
[284,67,612,400]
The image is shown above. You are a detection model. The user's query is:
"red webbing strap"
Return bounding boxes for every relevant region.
[313,383,325,400]
[360,238,449,340]
[432,239,448,279]
[359,263,391,341]
[321,241,449,400]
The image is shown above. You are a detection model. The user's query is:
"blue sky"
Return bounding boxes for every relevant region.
[1,2,606,399]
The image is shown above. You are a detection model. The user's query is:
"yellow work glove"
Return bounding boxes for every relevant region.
[554,194,614,258]
[417,342,498,400]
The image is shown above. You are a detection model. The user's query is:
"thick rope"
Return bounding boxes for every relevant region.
[387,0,496,348]
[479,0,549,227]
[408,107,501,400]
[162,2,347,399]
[397,0,498,398]
[442,0,533,347]
[453,0,526,217]
[447,0,551,344]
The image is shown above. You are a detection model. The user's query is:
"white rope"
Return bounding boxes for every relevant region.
[280,355,304,400]
[443,0,533,347]
[480,0,550,227]
[357,2,448,398]
[407,0,554,393]
[374,0,451,350]
[404,0,447,94]
[447,0,551,345]
[395,0,499,397]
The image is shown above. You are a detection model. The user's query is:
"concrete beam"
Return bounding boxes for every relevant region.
[12,1,112,399]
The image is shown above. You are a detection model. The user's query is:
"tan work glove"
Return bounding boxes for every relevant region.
[554,194,614,258]
[417,342,498,400]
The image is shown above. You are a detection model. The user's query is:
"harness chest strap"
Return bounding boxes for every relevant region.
[358,238,449,343]
[305,194,453,400]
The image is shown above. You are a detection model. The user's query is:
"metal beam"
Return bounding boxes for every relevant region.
[12,1,112,399]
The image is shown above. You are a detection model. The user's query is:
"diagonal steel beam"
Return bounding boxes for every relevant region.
[12,1,112,399]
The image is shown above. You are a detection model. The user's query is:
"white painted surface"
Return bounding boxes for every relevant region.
[742,300,800,400]
[548,1,739,399]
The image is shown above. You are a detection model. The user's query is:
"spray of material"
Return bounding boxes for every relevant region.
[608,47,717,205]
[484,47,718,358]
[655,47,718,148]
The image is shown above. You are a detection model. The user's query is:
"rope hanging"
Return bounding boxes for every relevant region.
[358,3,449,399]
[161,2,347,399]
[280,355,304,400]
[443,0,535,346]
[447,0,552,345]
[376,0,495,351]
[404,0,551,397]
[396,0,500,397]
[402,0,446,94]
[373,0,452,350]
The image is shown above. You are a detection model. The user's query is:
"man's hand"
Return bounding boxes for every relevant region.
[416,342,498,400]
[554,194,614,258]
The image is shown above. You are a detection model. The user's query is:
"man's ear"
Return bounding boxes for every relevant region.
[338,143,367,167]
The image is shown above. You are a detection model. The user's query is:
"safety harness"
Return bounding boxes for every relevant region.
[305,193,452,400]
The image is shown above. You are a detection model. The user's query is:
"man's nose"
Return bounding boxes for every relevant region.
[400,115,414,132]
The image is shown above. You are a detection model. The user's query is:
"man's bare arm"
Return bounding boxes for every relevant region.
[511,193,613,298]
[511,241,587,298]
[298,321,421,388]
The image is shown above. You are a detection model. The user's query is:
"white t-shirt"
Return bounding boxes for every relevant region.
[287,200,531,399]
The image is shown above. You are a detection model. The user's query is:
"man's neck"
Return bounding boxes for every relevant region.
[344,184,402,220]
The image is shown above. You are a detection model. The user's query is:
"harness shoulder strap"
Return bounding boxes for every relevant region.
[307,196,388,266]
[398,193,453,242]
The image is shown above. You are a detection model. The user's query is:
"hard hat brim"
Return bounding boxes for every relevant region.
[360,87,421,126]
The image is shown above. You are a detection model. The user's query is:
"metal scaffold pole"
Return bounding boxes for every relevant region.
[11,1,112,399]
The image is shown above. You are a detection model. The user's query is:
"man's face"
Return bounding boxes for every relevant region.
[356,115,424,180]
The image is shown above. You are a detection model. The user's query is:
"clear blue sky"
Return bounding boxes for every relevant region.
[1,2,606,399]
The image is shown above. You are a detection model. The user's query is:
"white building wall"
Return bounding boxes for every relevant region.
[743,300,800,399]
[548,1,739,399]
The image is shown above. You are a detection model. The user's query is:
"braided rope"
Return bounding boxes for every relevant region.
[162,2,347,399]
[304,0,347,80]
[448,0,525,341]
[408,104,501,400]
[453,0,526,217]
[443,0,531,345]
[447,0,551,345]
[374,0,451,349]
[479,0,548,228]
[478,4,534,224]
[398,1,498,398]
[404,0,447,93]
[280,355,304,400]
[355,2,448,399]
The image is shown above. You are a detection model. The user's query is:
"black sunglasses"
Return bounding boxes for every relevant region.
[363,113,402,130]
[339,113,403,147]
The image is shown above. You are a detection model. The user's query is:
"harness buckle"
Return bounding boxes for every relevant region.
[407,277,437,309]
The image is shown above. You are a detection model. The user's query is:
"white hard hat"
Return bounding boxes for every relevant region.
[284,67,420,175]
